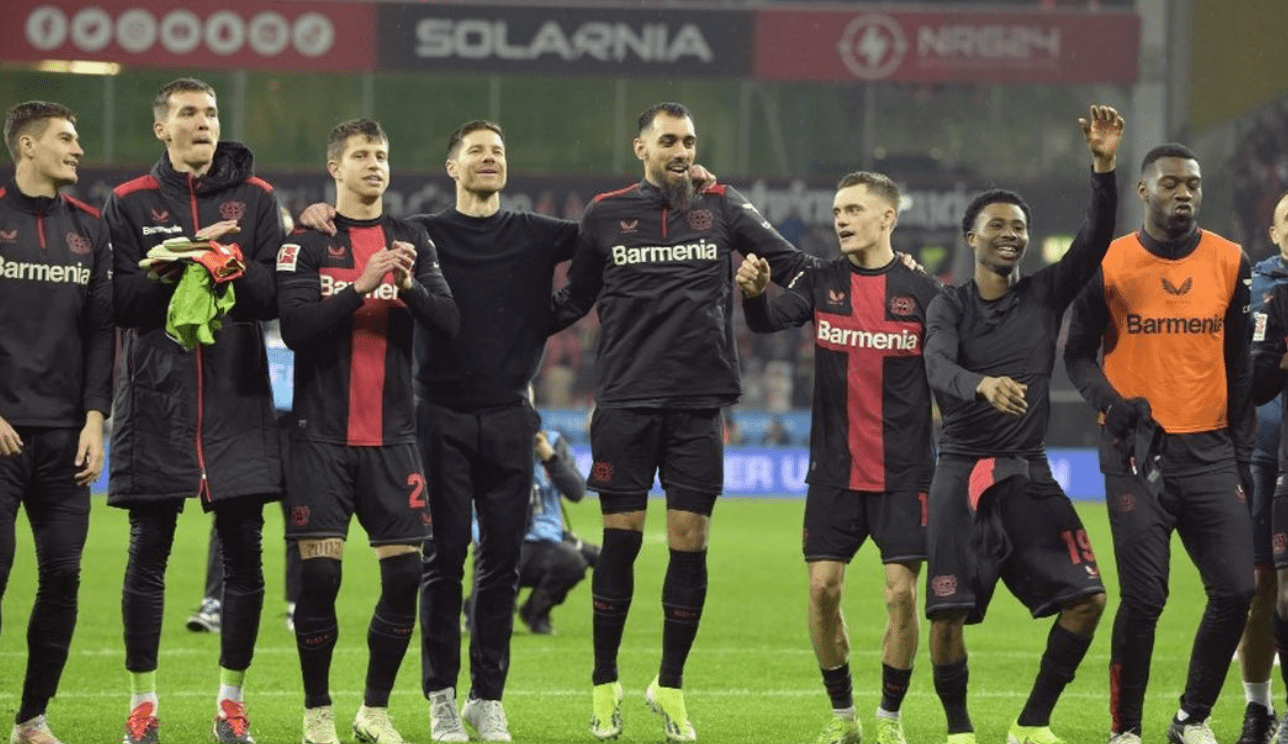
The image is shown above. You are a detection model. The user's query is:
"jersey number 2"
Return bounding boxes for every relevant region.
[407,473,427,509]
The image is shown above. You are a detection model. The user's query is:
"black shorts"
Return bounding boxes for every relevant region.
[803,484,927,564]
[925,455,1105,624]
[1251,460,1276,568]
[284,439,429,546]
[589,407,722,516]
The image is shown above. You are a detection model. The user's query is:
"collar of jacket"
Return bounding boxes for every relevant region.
[149,141,257,197]
[1,178,61,216]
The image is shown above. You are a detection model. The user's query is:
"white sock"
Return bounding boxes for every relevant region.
[832,706,855,720]
[218,683,243,707]
[1245,680,1274,710]
[129,692,158,715]
[1175,708,1191,722]
[876,707,900,721]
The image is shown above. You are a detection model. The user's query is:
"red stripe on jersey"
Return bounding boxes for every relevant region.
[246,176,274,193]
[112,174,159,197]
[347,226,391,446]
[815,272,922,491]
[593,183,639,203]
[845,273,887,490]
[63,194,100,218]
[967,457,997,513]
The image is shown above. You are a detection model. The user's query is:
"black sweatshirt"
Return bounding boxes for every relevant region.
[411,208,577,411]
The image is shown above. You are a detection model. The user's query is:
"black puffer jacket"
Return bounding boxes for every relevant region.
[104,143,283,506]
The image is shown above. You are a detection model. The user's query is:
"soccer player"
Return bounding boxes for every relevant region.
[1234,189,1288,744]
[0,101,112,744]
[1064,142,1255,744]
[923,104,1123,744]
[735,170,940,744]
[105,77,285,744]
[277,118,458,744]
[551,101,820,742]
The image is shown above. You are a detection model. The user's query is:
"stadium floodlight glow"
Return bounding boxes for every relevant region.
[34,59,121,75]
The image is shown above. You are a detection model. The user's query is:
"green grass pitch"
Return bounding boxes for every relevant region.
[0,496,1259,742]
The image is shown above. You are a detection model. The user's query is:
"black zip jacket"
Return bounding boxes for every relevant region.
[0,181,113,426]
[104,143,283,505]
[552,181,820,408]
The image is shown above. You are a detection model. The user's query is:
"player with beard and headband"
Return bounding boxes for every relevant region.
[1065,143,1256,744]
[735,170,941,744]
[923,105,1122,744]
[551,101,821,743]
[0,101,112,744]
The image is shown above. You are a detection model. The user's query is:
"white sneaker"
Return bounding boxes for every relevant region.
[9,716,63,744]
[1167,719,1217,744]
[302,706,339,744]
[428,689,468,743]
[353,705,403,744]
[1108,734,1141,744]
[462,698,512,742]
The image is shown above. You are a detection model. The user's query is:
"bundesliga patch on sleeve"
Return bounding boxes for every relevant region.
[277,243,300,272]
[1254,312,1268,342]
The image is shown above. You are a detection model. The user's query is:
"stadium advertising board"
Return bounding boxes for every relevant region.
[12,0,375,71]
[376,3,753,77]
[753,9,1140,83]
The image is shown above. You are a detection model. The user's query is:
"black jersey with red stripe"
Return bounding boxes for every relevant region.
[277,213,457,447]
[744,257,941,491]
[552,180,820,409]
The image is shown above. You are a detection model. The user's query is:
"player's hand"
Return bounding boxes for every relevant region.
[690,163,717,192]
[736,253,771,298]
[1104,396,1152,438]
[390,240,417,290]
[194,219,241,244]
[1081,104,1124,172]
[1239,462,1255,504]
[354,249,401,294]
[0,414,21,457]
[74,411,105,486]
[534,431,554,462]
[299,202,338,236]
[977,376,1028,416]
[1278,351,1288,371]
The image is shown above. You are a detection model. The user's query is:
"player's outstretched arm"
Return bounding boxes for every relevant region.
[550,222,604,335]
[1081,104,1124,174]
[740,254,813,334]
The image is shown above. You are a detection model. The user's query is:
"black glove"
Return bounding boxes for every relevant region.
[1105,397,1152,439]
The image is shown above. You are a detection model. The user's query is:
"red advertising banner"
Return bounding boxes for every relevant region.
[9,0,375,72]
[753,9,1140,84]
